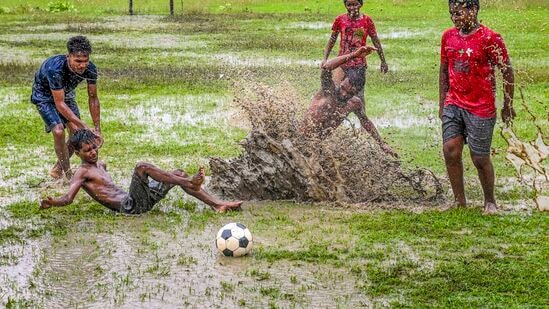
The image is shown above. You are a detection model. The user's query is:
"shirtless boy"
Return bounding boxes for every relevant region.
[40,130,242,214]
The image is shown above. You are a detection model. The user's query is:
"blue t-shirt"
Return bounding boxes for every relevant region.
[31,55,98,104]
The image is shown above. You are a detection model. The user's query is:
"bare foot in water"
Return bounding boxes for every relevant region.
[439,201,465,212]
[212,201,243,213]
[190,167,205,191]
[482,202,498,215]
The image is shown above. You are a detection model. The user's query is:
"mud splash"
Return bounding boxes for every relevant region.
[209,81,443,204]
[501,88,548,211]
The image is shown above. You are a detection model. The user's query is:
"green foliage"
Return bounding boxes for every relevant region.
[47,0,76,13]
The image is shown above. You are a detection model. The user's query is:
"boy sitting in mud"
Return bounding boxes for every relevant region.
[40,129,242,214]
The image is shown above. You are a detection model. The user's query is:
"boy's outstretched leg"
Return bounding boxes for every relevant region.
[134,162,242,213]
[135,162,199,190]
[354,108,398,158]
[172,169,243,213]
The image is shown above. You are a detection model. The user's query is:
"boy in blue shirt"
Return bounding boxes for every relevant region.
[31,35,101,180]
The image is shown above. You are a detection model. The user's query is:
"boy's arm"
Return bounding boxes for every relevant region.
[87,83,101,135]
[320,46,377,91]
[321,46,377,71]
[485,32,515,125]
[370,34,388,73]
[500,63,515,125]
[52,90,88,129]
[439,62,449,120]
[40,168,86,209]
[321,31,339,67]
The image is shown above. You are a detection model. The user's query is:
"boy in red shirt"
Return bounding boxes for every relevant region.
[322,0,395,157]
[439,0,515,214]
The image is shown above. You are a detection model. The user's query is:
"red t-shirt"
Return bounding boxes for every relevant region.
[441,25,510,118]
[332,14,377,68]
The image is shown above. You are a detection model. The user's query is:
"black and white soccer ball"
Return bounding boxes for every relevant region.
[216,222,253,257]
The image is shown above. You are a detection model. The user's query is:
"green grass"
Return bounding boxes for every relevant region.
[0,0,547,307]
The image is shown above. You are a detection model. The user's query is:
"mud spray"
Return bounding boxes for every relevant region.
[209,80,443,206]
[501,87,548,211]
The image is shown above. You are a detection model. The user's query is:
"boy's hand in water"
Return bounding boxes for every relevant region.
[40,197,54,209]
[354,46,377,58]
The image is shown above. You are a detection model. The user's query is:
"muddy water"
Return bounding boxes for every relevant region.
[210,81,443,204]
[32,213,369,308]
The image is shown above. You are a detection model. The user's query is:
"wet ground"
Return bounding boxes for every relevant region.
[1,9,547,307]
[2,201,373,308]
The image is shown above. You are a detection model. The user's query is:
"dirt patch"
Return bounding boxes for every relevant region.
[209,81,443,205]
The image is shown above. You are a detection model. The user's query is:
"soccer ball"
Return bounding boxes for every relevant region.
[216,222,253,257]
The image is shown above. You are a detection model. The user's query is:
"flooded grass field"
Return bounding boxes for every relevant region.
[0,0,548,307]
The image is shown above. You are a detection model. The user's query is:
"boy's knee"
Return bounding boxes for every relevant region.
[135,162,153,173]
[471,155,491,169]
[51,124,65,138]
[443,144,462,161]
[173,169,188,177]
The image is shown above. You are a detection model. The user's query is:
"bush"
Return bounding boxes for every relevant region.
[47,0,76,13]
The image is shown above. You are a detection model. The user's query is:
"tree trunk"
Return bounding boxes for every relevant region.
[129,0,133,15]
[169,0,174,15]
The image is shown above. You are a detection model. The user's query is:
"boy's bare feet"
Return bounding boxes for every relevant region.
[212,201,243,213]
[439,201,465,212]
[482,202,498,215]
[189,167,205,191]
[49,162,63,179]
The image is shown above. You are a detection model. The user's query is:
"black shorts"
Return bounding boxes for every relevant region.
[442,104,496,156]
[34,100,80,133]
[120,169,173,214]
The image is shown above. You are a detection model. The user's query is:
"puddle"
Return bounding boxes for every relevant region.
[25,15,179,32]
[0,235,49,305]
[105,94,232,128]
[104,94,239,147]
[0,45,34,65]
[0,33,206,50]
[378,29,433,39]
[0,88,23,110]
[349,114,435,129]
[212,53,317,67]
[284,22,331,30]
[33,219,369,307]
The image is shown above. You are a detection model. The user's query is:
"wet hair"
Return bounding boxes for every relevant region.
[67,35,92,55]
[343,0,363,5]
[69,129,97,151]
[449,0,479,9]
[345,70,365,92]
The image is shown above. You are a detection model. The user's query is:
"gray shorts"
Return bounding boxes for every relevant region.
[120,169,173,214]
[442,104,496,156]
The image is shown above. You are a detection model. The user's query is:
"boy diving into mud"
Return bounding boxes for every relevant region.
[40,129,242,214]
[301,45,396,157]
